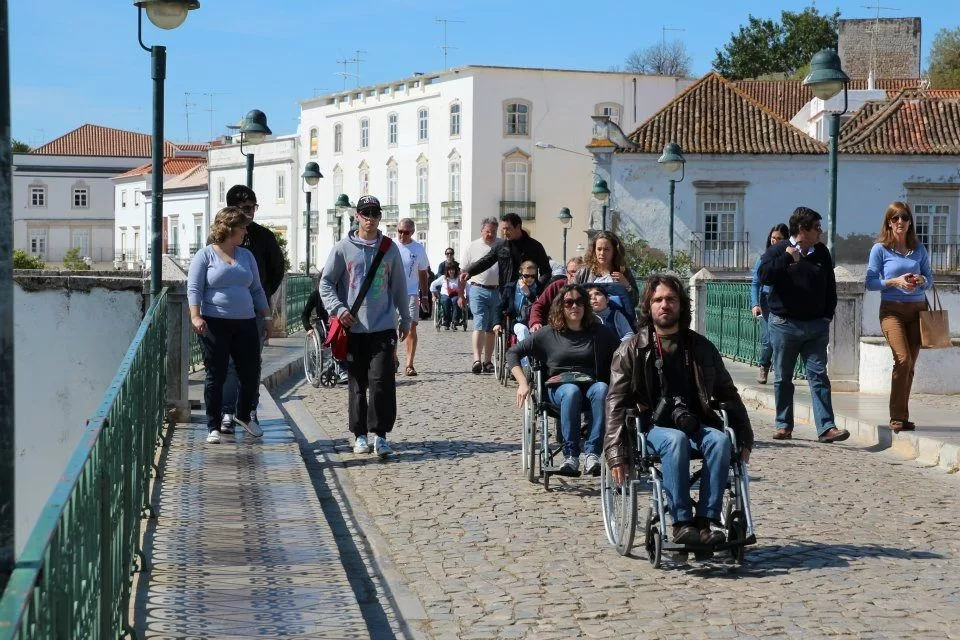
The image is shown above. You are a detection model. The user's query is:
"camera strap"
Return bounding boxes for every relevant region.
[653,330,691,397]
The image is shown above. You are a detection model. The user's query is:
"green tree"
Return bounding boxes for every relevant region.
[12,139,31,153]
[62,247,91,271]
[13,249,45,269]
[713,7,839,80]
[265,226,291,272]
[928,27,960,89]
[619,231,692,281]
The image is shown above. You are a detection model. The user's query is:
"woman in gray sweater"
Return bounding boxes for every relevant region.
[187,207,272,443]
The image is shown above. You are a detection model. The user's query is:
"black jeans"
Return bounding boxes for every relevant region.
[346,329,397,437]
[199,316,261,431]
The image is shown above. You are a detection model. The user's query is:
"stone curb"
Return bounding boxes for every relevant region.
[738,385,960,474]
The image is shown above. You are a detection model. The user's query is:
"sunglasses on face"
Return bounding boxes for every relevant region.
[239,204,258,214]
[397,229,413,235]
[445,251,454,256]
[562,297,585,308]
[520,273,536,280]
[890,215,911,223]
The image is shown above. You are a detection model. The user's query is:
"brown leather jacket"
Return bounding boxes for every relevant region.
[604,328,754,469]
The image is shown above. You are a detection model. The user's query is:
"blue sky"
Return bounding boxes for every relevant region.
[10,0,954,147]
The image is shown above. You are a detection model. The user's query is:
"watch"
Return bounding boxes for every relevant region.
[263,315,274,321]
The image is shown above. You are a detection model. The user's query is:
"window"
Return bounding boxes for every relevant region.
[332,166,343,199]
[170,218,179,253]
[71,228,90,257]
[72,186,89,209]
[121,190,128,208]
[913,204,950,252]
[29,229,46,255]
[359,162,370,196]
[449,160,461,201]
[447,229,460,260]
[119,229,126,255]
[504,158,529,201]
[417,162,429,203]
[504,100,531,136]
[450,102,461,137]
[276,171,285,202]
[418,108,428,141]
[217,178,225,204]
[309,127,318,156]
[595,102,622,125]
[30,185,46,207]
[134,190,141,206]
[360,118,369,149]
[387,163,398,206]
[416,230,428,255]
[388,113,398,146]
[703,202,737,250]
[333,123,343,153]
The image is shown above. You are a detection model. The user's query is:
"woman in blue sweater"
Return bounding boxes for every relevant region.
[188,207,272,443]
[865,202,933,433]
[750,223,789,384]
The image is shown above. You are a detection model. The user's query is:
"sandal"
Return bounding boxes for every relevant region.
[405,366,418,377]
[889,420,905,433]
[471,360,483,374]
[482,362,495,374]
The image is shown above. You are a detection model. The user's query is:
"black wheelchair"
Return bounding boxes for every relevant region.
[303,319,340,388]
[434,296,467,332]
[600,408,756,567]
[493,315,516,386]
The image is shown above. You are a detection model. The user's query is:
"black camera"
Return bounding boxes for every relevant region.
[652,395,700,436]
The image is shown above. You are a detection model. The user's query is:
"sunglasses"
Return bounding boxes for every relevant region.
[358,210,382,220]
[445,251,454,255]
[890,215,911,223]
[562,297,585,308]
[397,229,413,236]
[519,273,536,280]
[239,204,258,214]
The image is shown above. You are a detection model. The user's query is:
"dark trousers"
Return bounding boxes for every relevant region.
[347,329,397,437]
[199,316,261,431]
[879,300,925,421]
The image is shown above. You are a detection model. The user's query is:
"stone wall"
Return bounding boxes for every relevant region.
[838,18,921,79]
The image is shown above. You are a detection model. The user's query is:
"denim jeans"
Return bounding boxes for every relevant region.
[547,381,607,458]
[646,425,731,523]
[512,323,531,367]
[222,315,266,414]
[757,296,772,368]
[768,314,836,435]
[440,294,461,327]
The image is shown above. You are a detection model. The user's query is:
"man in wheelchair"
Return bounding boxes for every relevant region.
[605,274,753,546]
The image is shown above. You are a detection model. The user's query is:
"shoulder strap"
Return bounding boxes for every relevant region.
[349,237,392,317]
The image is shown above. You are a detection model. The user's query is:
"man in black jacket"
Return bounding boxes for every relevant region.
[459,213,551,289]
[759,206,848,444]
[219,184,285,428]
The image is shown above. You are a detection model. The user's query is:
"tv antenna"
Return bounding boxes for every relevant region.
[661,25,685,45]
[436,18,464,69]
[862,2,899,83]
[184,92,198,142]
[335,56,358,90]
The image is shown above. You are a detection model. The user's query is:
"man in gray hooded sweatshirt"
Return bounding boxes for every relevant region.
[321,195,411,457]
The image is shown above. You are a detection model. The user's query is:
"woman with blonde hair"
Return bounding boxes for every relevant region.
[864,201,934,433]
[188,207,272,443]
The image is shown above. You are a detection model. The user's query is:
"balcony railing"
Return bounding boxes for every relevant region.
[326,209,340,227]
[928,238,960,273]
[410,203,429,227]
[689,232,752,271]
[0,289,169,638]
[381,204,400,225]
[441,200,462,223]
[500,200,536,221]
[166,244,180,257]
[189,242,202,256]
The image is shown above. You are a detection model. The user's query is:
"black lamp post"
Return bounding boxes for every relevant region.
[803,49,850,256]
[135,0,199,300]
[558,207,573,262]
[301,162,322,275]
[0,0,13,590]
[239,109,271,189]
[335,193,351,241]
[592,178,610,232]
[657,142,686,271]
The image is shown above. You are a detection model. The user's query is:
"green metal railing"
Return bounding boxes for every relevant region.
[285,274,314,334]
[0,289,169,640]
[704,281,805,379]
[190,333,203,370]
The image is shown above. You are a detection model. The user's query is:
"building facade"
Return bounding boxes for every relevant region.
[297,66,693,270]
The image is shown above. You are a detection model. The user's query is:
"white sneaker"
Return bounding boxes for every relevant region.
[583,453,601,477]
[251,409,259,424]
[220,413,234,434]
[558,455,580,476]
[234,416,263,437]
[206,430,221,444]
[374,436,393,458]
[353,435,371,454]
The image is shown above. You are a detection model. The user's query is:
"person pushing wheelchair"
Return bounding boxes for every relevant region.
[605,274,754,546]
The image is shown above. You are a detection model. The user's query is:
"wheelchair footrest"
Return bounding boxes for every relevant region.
[542,465,581,478]
[660,534,756,553]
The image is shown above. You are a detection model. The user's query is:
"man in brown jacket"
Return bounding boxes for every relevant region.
[605,274,753,546]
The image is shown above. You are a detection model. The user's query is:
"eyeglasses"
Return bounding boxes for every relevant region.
[445,251,454,256]
[239,204,258,214]
[562,297,585,308]
[890,215,911,223]
[397,229,413,236]
[519,273,536,280]
[359,210,382,220]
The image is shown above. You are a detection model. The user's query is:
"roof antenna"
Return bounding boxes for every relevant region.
[436,18,464,69]
[861,1,900,86]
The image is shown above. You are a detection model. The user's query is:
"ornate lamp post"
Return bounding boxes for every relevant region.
[558,207,573,262]
[657,142,686,271]
[239,109,271,188]
[592,178,610,232]
[335,193,351,242]
[301,162,322,275]
[803,49,850,256]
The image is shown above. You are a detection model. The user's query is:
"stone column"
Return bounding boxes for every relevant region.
[689,268,715,334]
[828,266,863,392]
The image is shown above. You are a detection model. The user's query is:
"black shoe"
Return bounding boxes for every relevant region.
[482,362,494,374]
[471,360,483,374]
[672,522,700,545]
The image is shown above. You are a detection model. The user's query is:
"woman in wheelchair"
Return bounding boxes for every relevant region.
[605,274,753,547]
[430,264,463,330]
[494,260,541,344]
[508,284,620,476]
[302,287,329,337]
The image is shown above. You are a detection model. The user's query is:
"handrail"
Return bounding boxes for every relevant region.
[0,288,169,639]
[285,274,314,334]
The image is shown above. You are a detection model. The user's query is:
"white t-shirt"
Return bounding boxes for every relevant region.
[396,239,430,295]
[462,238,499,286]
[430,275,461,297]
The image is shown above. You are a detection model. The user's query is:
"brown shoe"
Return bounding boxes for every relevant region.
[757,366,769,384]
[772,428,792,440]
[818,427,850,443]
[697,517,725,546]
[672,522,700,545]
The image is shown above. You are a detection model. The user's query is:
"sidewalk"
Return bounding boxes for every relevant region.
[725,359,960,473]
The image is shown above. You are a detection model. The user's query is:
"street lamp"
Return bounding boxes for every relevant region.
[535,141,593,157]
[557,207,573,262]
[135,0,199,299]
[592,178,610,232]
[657,142,686,272]
[803,48,850,256]
[239,108,272,188]
[301,162,322,275]
[335,193,351,241]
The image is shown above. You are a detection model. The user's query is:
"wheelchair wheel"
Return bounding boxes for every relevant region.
[646,522,663,568]
[493,330,505,380]
[600,456,637,555]
[522,394,537,482]
[727,511,747,564]
[539,413,551,492]
[304,333,322,388]
[434,300,442,332]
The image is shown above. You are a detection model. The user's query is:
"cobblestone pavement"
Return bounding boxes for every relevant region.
[300,329,960,640]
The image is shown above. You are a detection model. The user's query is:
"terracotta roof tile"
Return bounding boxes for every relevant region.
[165,163,208,189]
[114,156,206,179]
[734,78,921,121]
[839,89,960,154]
[174,142,210,152]
[622,72,827,155]
[31,123,181,157]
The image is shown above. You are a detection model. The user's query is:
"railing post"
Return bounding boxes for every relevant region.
[164,284,191,423]
[98,435,113,639]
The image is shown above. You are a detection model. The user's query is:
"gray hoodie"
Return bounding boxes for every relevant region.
[320,230,411,334]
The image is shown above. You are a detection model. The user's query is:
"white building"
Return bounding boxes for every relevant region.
[594,73,960,271]
[296,65,693,270]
